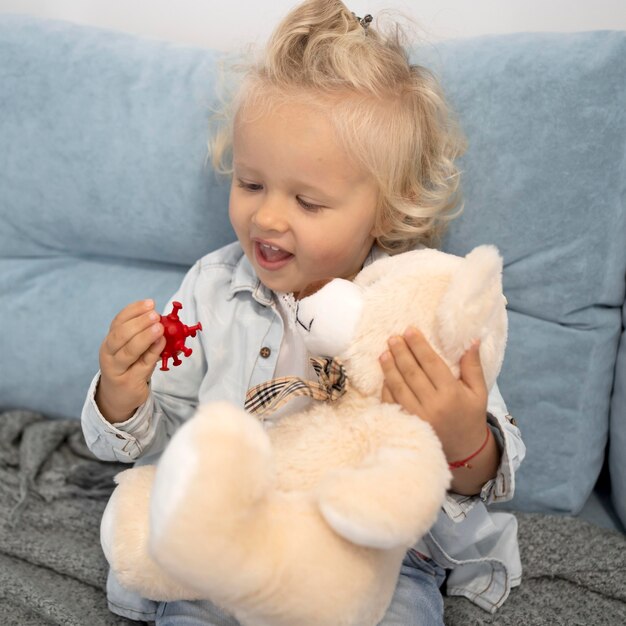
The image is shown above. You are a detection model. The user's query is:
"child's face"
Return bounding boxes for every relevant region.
[229,98,379,297]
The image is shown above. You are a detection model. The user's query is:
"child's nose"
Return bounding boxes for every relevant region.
[253,197,288,232]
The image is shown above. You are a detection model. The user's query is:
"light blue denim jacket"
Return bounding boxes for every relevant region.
[82,242,526,620]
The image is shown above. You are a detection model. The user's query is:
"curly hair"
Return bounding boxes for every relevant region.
[209,0,466,252]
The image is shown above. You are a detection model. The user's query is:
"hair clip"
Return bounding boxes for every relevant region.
[351,12,373,30]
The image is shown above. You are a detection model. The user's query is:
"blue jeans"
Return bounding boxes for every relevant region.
[154,550,446,626]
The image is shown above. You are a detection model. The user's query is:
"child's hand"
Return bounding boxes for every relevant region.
[379,327,488,464]
[95,299,166,423]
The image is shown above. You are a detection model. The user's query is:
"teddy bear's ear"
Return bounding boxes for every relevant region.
[435,245,508,385]
[296,279,364,356]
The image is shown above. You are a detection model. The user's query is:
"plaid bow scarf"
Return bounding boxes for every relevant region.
[245,356,348,418]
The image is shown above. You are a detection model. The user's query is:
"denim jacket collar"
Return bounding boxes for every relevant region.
[228,253,274,306]
[227,243,391,307]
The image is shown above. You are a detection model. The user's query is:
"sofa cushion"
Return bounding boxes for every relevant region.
[433,32,626,514]
[2,257,187,419]
[0,15,233,265]
[610,303,626,528]
[0,16,234,418]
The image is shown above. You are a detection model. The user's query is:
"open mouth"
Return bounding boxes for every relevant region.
[254,241,294,270]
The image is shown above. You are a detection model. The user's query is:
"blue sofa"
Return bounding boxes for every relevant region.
[0,14,624,624]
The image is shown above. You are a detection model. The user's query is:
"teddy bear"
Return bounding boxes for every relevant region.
[100,244,508,626]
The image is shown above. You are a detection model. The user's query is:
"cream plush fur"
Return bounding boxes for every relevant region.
[101,245,508,626]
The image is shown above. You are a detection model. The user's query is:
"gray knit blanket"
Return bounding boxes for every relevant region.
[1,410,624,626]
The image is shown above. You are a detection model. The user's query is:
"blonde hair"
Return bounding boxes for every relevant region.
[210,0,466,252]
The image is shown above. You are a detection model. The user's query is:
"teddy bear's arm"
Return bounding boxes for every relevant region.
[316,404,451,549]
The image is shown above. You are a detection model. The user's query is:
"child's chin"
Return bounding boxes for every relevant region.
[270,279,312,299]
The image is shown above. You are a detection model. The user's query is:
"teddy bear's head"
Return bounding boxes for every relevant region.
[295,246,508,398]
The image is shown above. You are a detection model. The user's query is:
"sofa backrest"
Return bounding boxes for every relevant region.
[1,16,625,520]
[431,32,626,518]
[0,15,233,420]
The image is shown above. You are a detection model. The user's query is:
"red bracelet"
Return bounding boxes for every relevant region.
[448,425,491,470]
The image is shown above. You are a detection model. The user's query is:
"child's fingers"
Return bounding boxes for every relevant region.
[379,350,424,416]
[103,319,164,375]
[460,340,487,394]
[116,322,164,370]
[131,336,167,376]
[109,299,156,328]
[402,327,454,389]
[381,383,394,404]
[104,309,161,357]
[386,336,434,398]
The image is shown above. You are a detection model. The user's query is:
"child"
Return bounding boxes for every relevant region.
[82,1,525,624]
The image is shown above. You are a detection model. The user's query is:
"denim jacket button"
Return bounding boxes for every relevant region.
[506,414,518,427]
[259,347,271,358]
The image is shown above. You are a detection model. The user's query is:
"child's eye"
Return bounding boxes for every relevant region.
[297,197,324,212]
[237,180,262,192]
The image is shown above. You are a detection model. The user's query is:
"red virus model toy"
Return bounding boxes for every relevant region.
[159,301,202,371]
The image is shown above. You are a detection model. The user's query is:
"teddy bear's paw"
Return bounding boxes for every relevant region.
[99,466,197,600]
[150,402,275,550]
[100,479,121,567]
[101,465,156,565]
[317,450,445,550]
[318,479,411,549]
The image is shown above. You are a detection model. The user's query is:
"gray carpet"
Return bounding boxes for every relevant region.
[444,513,626,624]
[0,410,135,625]
[1,410,624,625]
